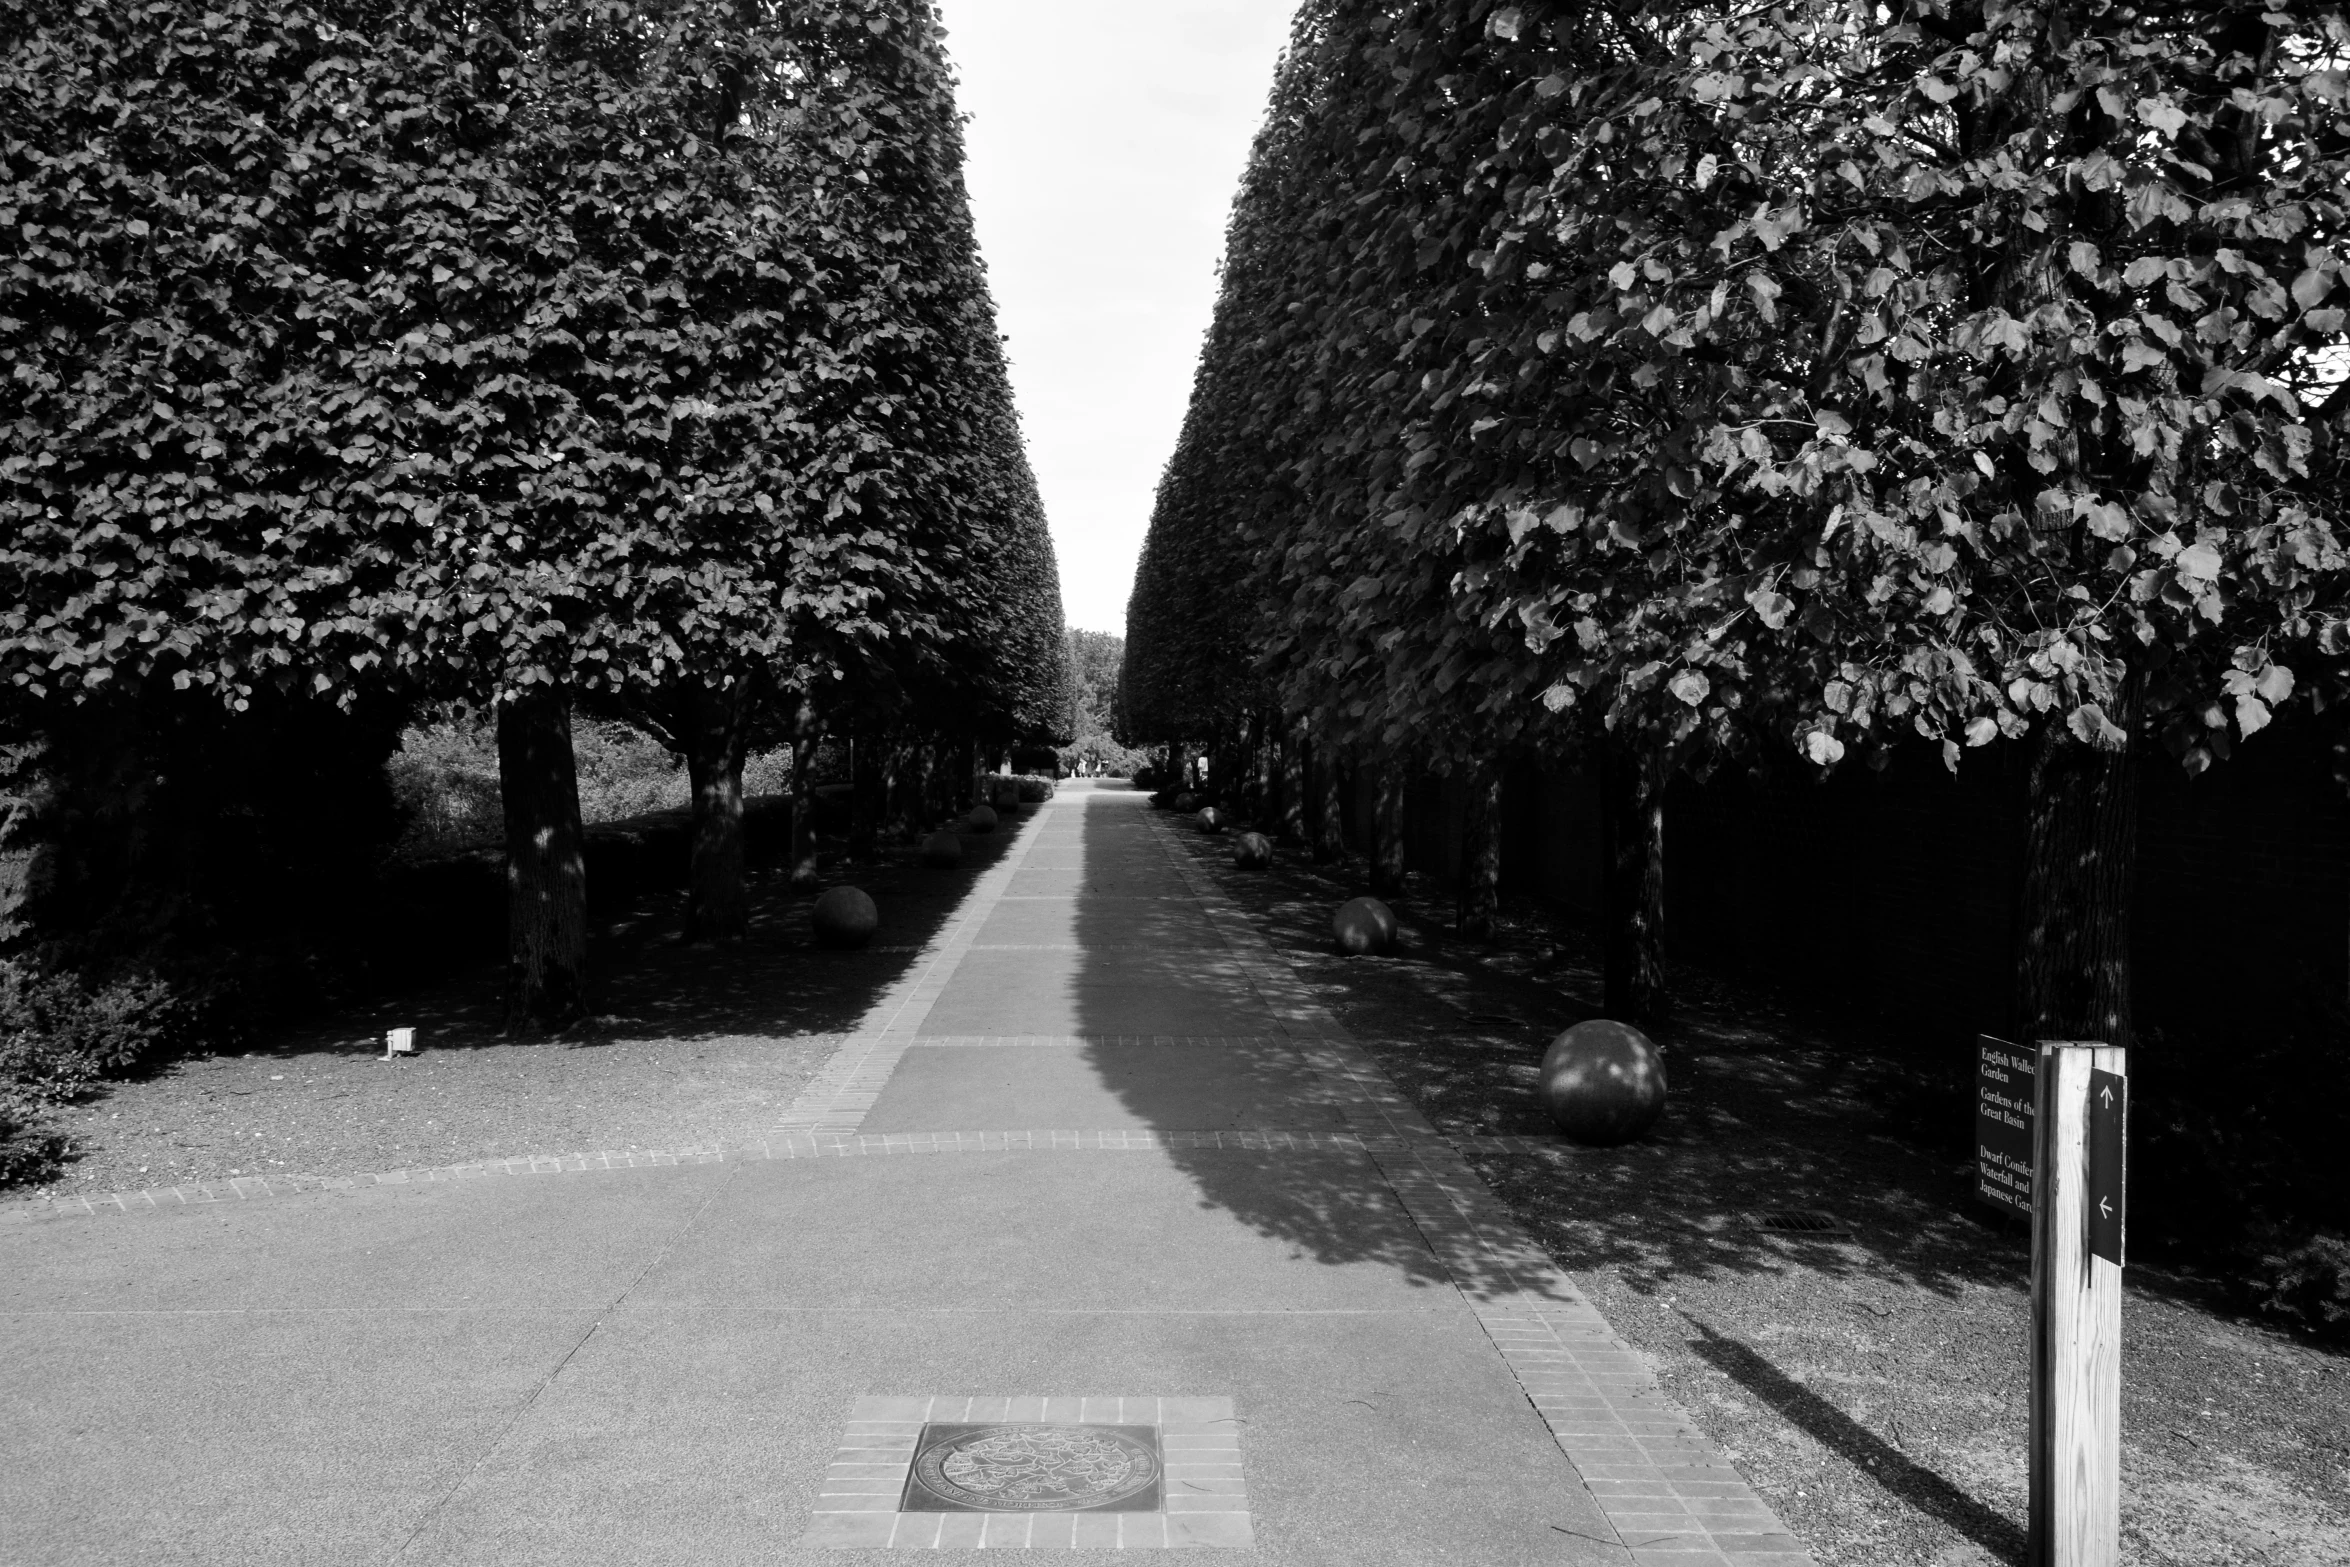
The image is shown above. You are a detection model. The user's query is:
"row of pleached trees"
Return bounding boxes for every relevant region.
[0,0,1069,1027]
[1124,0,2350,1033]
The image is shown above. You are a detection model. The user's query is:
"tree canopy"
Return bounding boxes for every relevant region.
[0,0,1067,743]
[1127,0,2350,778]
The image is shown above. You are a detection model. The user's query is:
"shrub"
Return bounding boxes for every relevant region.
[0,1104,64,1187]
[0,956,203,1101]
[0,953,239,1189]
[1013,775,1055,804]
[2255,1233,2350,1339]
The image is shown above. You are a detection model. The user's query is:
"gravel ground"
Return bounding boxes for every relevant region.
[9,814,1031,1202]
[1164,809,2350,1567]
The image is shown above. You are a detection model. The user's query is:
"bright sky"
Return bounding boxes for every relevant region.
[935,1,1297,639]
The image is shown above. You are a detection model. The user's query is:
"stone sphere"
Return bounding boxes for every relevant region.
[966,804,998,833]
[921,831,964,868]
[1197,806,1225,834]
[1173,792,1199,813]
[1539,1020,1669,1146]
[1232,831,1272,870]
[1332,895,1397,955]
[788,862,823,893]
[811,885,878,949]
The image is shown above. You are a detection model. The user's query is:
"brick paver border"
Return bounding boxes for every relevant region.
[804,1395,1250,1550]
[772,806,1060,1135]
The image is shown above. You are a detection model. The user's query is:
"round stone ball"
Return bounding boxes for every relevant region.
[921,831,963,868]
[966,804,999,834]
[1197,806,1225,834]
[811,885,878,949]
[1332,895,1397,955]
[1233,831,1272,869]
[1539,1020,1669,1146]
[788,861,823,893]
[1173,792,1198,813]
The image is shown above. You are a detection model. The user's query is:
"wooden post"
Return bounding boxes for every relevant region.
[2030,1040,2127,1567]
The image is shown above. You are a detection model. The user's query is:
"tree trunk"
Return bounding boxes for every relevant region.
[1279,720,1309,842]
[881,735,916,841]
[1248,710,1272,819]
[954,733,978,809]
[683,679,753,942]
[1460,759,1502,940]
[1601,733,1669,1026]
[785,733,820,889]
[2015,694,2140,1046]
[1313,740,1347,863]
[1371,757,1408,896]
[924,737,954,822]
[850,733,881,858]
[498,686,587,1031]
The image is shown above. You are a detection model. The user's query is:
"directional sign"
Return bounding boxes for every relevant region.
[1975,1035,2037,1219]
[2087,1068,2126,1266]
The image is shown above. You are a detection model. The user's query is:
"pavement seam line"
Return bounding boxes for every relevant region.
[768,799,1060,1136]
[1136,805,1819,1567]
[387,1160,742,1562]
[4,1130,1604,1224]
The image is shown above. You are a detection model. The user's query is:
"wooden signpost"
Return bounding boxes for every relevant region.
[1978,1036,2128,1566]
[2008,1039,2127,1567]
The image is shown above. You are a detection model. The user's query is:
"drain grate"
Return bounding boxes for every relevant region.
[1753,1209,1852,1236]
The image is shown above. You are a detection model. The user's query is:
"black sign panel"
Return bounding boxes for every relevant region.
[2087,1068,2126,1266]
[1975,1036,2037,1219]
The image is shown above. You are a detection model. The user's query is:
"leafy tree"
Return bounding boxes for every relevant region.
[2,0,1070,1025]
[1127,0,2350,1036]
[1444,0,2350,1037]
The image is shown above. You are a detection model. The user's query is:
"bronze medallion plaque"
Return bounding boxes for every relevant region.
[900,1423,1163,1513]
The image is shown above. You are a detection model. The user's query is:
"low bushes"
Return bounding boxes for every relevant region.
[2257,1234,2350,1337]
[385,710,791,861]
[0,954,232,1186]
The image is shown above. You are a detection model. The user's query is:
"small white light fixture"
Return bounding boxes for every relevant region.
[384,1027,417,1059]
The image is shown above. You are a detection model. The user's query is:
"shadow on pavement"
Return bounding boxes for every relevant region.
[1062,785,1509,1300]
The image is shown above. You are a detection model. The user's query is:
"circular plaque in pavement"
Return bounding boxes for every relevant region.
[907,1423,1161,1512]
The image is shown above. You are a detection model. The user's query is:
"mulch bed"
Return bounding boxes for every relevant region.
[1163,806,2350,1567]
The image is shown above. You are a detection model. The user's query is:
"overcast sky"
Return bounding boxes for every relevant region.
[934,1,1297,639]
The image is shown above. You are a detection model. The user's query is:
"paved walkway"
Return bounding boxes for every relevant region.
[2,783,1811,1565]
